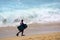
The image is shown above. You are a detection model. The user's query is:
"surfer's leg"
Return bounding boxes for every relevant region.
[21,30,24,36]
[16,31,21,36]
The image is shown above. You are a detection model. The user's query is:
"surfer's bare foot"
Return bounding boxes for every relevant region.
[16,33,19,36]
[21,35,25,36]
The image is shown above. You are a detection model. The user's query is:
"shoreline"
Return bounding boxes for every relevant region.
[0,23,60,38]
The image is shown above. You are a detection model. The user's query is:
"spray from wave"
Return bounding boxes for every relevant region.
[0,8,60,26]
[0,2,60,27]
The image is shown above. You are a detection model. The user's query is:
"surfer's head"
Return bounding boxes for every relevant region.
[21,19,23,22]
[20,19,24,24]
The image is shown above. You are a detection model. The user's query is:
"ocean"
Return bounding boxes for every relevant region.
[0,0,60,27]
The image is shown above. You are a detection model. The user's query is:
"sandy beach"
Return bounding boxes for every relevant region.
[0,0,60,40]
[0,32,60,40]
[0,23,60,40]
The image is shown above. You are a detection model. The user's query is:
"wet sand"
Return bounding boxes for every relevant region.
[0,23,60,38]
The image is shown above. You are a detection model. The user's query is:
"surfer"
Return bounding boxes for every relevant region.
[16,19,27,36]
